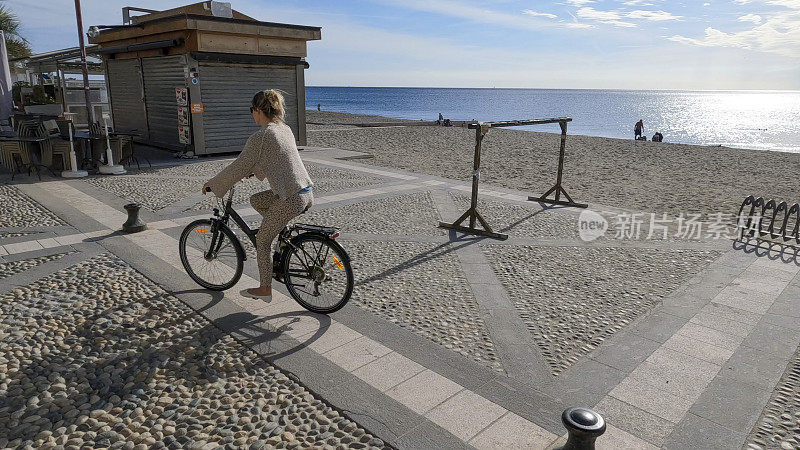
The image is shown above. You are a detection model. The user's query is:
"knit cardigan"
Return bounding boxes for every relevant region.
[205,121,312,199]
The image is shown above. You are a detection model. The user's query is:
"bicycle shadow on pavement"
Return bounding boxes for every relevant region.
[214,310,332,361]
[171,288,226,314]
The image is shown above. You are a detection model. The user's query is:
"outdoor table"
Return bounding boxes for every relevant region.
[0,134,50,180]
[73,130,106,169]
[110,130,147,168]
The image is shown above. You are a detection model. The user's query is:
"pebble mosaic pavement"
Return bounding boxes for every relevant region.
[0,252,75,280]
[82,160,387,213]
[0,185,66,227]
[450,192,581,240]
[82,176,201,212]
[4,146,800,449]
[0,254,386,450]
[745,346,800,450]
[347,240,503,372]
[482,245,725,374]
[288,192,446,237]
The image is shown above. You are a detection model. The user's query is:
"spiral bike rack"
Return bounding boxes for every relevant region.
[737,195,800,244]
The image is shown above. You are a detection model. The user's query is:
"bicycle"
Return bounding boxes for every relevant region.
[179,185,354,314]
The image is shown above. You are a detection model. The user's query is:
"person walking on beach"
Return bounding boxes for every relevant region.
[203,89,314,301]
[634,119,644,140]
[317,104,321,111]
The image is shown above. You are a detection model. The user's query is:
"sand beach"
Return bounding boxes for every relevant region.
[307,110,800,218]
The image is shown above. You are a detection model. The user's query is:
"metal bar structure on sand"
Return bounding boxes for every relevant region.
[439,117,586,240]
[439,122,509,240]
[527,118,588,209]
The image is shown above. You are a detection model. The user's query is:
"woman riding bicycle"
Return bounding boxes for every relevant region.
[202,89,313,301]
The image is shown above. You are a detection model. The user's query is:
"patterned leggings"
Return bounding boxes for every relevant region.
[250,189,313,286]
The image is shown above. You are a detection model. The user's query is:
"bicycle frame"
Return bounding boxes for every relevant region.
[205,187,335,275]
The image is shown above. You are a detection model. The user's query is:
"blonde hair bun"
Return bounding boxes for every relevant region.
[252,89,286,121]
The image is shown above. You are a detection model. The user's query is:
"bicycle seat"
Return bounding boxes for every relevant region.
[292,223,339,236]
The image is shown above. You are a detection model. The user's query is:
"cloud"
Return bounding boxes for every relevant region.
[522,10,557,19]
[576,7,637,27]
[626,10,682,21]
[738,13,763,23]
[669,10,800,57]
[372,0,590,32]
[564,0,595,6]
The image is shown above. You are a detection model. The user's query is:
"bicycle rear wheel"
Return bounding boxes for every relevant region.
[179,219,244,291]
[282,233,353,314]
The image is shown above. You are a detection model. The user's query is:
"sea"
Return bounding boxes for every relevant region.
[306,87,800,153]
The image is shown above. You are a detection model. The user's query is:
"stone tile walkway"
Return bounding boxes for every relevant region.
[2,146,799,449]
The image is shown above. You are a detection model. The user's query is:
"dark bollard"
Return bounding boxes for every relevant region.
[555,407,606,450]
[122,203,147,233]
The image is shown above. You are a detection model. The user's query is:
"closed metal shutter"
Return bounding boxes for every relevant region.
[198,63,298,154]
[106,59,148,141]
[142,55,187,150]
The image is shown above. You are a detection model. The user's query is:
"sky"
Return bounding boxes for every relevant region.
[7,0,800,90]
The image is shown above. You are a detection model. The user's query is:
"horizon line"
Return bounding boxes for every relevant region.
[306,86,800,93]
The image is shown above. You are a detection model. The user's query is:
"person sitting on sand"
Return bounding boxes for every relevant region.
[634,120,644,140]
[652,131,663,142]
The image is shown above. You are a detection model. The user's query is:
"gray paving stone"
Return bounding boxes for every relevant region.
[589,332,661,373]
[663,413,746,450]
[629,310,689,343]
[776,283,800,305]
[425,389,506,441]
[689,373,773,432]
[386,369,464,415]
[352,351,426,392]
[470,411,557,449]
[322,335,392,371]
[722,344,790,389]
[663,333,733,366]
[744,339,800,450]
[556,359,627,405]
[593,396,675,448]
[471,377,565,435]
[741,320,800,360]
[395,421,472,450]
[609,373,695,423]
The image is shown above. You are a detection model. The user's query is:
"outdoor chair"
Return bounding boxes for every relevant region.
[28,123,58,177]
[89,121,124,165]
[118,138,150,170]
[7,122,45,180]
[1,140,27,178]
[41,120,73,171]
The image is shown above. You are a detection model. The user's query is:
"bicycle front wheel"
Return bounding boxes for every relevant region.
[179,219,244,291]
[282,233,353,314]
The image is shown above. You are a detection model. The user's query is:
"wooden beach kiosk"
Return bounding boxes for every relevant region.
[88,2,321,155]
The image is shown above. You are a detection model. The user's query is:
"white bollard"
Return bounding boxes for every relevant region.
[98,112,125,175]
[61,120,88,178]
